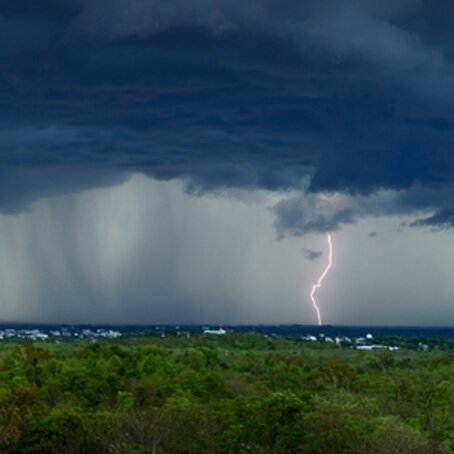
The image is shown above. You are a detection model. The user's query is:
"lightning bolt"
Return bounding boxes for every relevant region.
[309,233,333,326]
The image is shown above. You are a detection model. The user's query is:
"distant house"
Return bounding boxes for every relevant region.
[356,344,399,351]
[203,328,226,335]
[335,336,352,345]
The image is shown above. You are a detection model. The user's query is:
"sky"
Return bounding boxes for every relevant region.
[1,0,454,325]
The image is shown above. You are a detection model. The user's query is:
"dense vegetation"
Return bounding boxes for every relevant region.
[0,332,453,453]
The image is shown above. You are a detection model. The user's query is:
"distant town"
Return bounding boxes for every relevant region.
[0,327,122,341]
[300,333,404,351]
[0,325,437,351]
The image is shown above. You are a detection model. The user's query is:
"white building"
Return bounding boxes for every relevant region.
[203,328,226,335]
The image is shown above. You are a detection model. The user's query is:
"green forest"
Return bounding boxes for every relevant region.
[0,332,453,453]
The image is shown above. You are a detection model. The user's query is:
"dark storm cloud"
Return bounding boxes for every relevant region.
[2,1,454,228]
[302,248,322,261]
[0,167,127,214]
[272,193,355,237]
